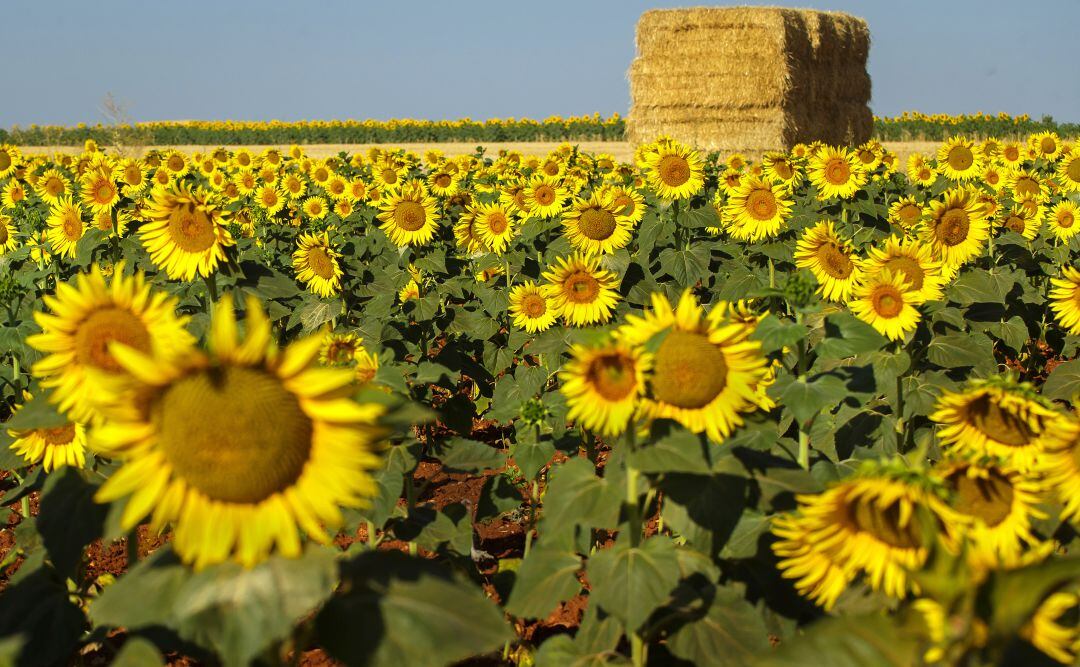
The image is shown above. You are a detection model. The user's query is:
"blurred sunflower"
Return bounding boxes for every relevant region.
[453,208,485,254]
[0,214,17,254]
[92,295,386,569]
[8,411,87,472]
[27,264,194,422]
[617,290,770,443]
[793,221,862,302]
[2,180,28,209]
[292,232,342,298]
[0,144,20,178]
[771,466,947,609]
[930,377,1061,471]
[1005,168,1049,203]
[377,181,439,247]
[1039,412,1080,522]
[508,281,556,333]
[1021,592,1079,665]
[561,341,650,437]
[320,331,361,367]
[141,183,234,281]
[542,253,620,327]
[562,190,633,256]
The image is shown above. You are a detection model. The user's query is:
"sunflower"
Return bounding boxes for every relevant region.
[523,177,569,219]
[301,196,329,221]
[717,168,743,196]
[163,151,190,176]
[46,195,87,259]
[79,167,121,215]
[1005,168,1049,203]
[0,214,17,254]
[762,152,803,189]
[561,341,650,437]
[91,295,386,569]
[292,232,342,298]
[2,179,27,209]
[508,281,557,333]
[998,203,1042,240]
[999,141,1024,167]
[543,254,621,327]
[887,196,925,232]
[935,455,1046,567]
[562,191,634,256]
[35,168,71,205]
[371,157,407,189]
[7,407,88,472]
[911,163,938,188]
[617,290,770,442]
[1039,413,1080,523]
[771,468,947,609]
[864,236,947,303]
[930,377,1061,471]
[26,264,194,424]
[255,185,285,216]
[141,183,234,281]
[1049,267,1080,335]
[643,140,705,201]
[93,209,131,238]
[1029,131,1063,161]
[453,208,485,254]
[981,164,1004,191]
[848,269,922,341]
[427,169,461,198]
[0,144,20,178]
[793,221,862,302]
[1055,152,1080,194]
[603,185,646,224]
[473,202,517,254]
[937,136,984,181]
[920,186,990,267]
[723,176,793,241]
[324,174,349,201]
[808,146,866,200]
[320,331,362,367]
[281,173,307,200]
[376,181,440,247]
[1021,592,1080,665]
[1046,200,1080,242]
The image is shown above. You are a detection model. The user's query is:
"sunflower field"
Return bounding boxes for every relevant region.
[1,132,1080,666]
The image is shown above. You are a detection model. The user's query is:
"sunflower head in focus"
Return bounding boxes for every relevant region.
[1047,200,1079,242]
[936,136,983,181]
[887,196,925,232]
[808,146,866,200]
[0,145,20,178]
[562,190,634,256]
[861,236,946,303]
[1055,152,1080,194]
[771,463,948,609]
[793,221,862,302]
[1049,266,1080,336]
[7,394,88,472]
[35,168,71,205]
[141,183,234,281]
[473,202,517,254]
[930,376,1061,471]
[643,140,705,201]
[561,340,650,438]
[27,264,195,423]
[45,196,87,260]
[523,177,569,220]
[292,231,342,298]
[617,290,770,443]
[848,269,923,341]
[723,176,793,242]
[1029,131,1063,161]
[542,253,621,327]
[508,281,557,334]
[92,294,386,569]
[0,214,17,254]
[376,180,440,247]
[602,185,646,224]
[920,186,989,267]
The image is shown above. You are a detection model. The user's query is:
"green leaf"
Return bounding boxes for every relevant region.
[510,437,556,480]
[505,547,582,618]
[772,373,849,424]
[92,548,338,667]
[751,315,808,355]
[3,392,68,431]
[814,312,887,359]
[37,468,109,575]
[658,247,709,288]
[112,637,165,667]
[983,555,1080,638]
[586,535,681,633]
[0,565,85,667]
[759,612,925,666]
[299,299,337,333]
[1043,359,1080,402]
[661,473,747,557]
[439,438,505,472]
[926,332,995,371]
[667,586,771,666]
[319,554,512,667]
[948,269,1007,304]
[629,426,711,474]
[537,457,620,551]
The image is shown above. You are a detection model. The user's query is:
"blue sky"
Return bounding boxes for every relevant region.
[3,0,1077,127]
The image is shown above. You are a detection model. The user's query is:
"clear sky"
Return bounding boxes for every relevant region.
[4,0,1077,128]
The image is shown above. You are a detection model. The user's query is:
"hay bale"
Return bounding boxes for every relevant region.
[626,6,873,154]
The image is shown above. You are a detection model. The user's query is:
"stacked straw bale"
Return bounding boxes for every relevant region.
[626,6,872,154]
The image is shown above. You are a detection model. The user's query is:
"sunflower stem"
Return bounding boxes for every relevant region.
[630,632,647,667]
[768,258,776,289]
[203,273,218,306]
[126,529,139,567]
[20,495,29,519]
[624,430,642,548]
[524,479,538,558]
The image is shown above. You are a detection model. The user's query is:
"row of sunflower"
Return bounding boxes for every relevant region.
[0,113,627,146]
[874,111,1079,142]
[0,131,1079,665]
